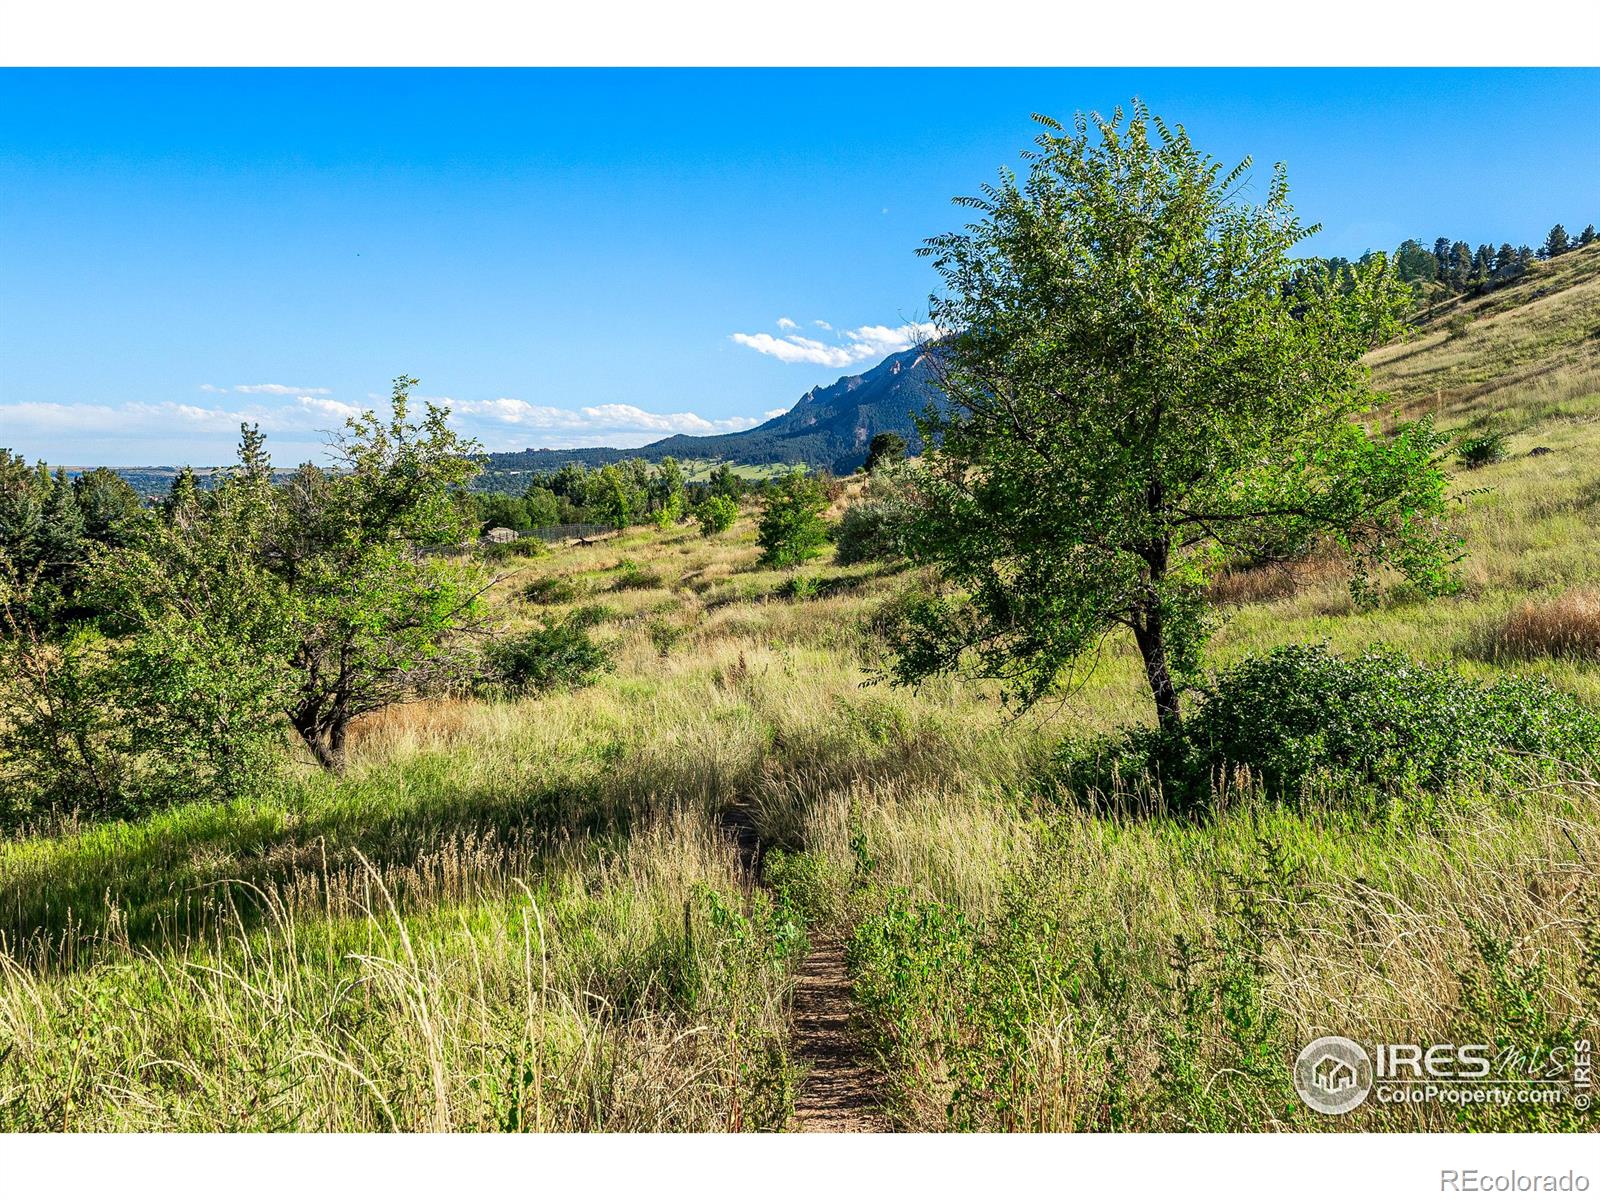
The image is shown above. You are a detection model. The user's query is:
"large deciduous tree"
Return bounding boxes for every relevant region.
[890,106,1457,733]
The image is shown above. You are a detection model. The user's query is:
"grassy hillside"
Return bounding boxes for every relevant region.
[2,249,1597,1131]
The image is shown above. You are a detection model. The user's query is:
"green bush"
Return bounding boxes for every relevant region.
[757,472,829,568]
[834,504,900,565]
[609,558,663,591]
[1054,644,1600,811]
[696,495,739,537]
[485,614,614,695]
[522,575,580,605]
[779,574,820,600]
[1458,430,1508,468]
[480,538,547,563]
[566,602,615,629]
[834,471,912,565]
[0,595,285,826]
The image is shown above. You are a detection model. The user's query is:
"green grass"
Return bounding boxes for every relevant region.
[676,459,799,484]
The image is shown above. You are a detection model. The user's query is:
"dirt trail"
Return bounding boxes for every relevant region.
[718,802,889,1133]
[788,937,889,1131]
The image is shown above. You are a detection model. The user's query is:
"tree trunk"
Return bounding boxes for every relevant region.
[291,709,349,773]
[1132,615,1183,736]
[1134,521,1183,736]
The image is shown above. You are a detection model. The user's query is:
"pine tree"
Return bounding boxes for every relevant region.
[72,467,141,547]
[40,468,86,574]
[1450,241,1473,289]
[1433,237,1452,277]
[1493,243,1518,277]
[1540,224,1570,259]
[1473,244,1494,281]
[1395,239,1437,284]
[1580,224,1597,247]
[863,432,908,472]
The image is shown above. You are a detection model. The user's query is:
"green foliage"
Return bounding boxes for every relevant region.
[522,574,580,605]
[1,526,287,824]
[645,616,684,656]
[479,537,546,564]
[848,835,1141,1131]
[648,456,686,527]
[0,605,132,824]
[521,485,562,528]
[757,471,829,568]
[1054,645,1600,811]
[696,494,739,537]
[862,432,907,474]
[779,574,820,601]
[485,613,614,695]
[1153,837,1307,1130]
[589,464,637,532]
[609,558,662,591]
[833,468,912,566]
[893,104,1454,731]
[707,463,745,502]
[1450,925,1595,1132]
[1,440,299,821]
[1459,429,1510,468]
[474,491,532,533]
[22,379,492,784]
[0,455,141,628]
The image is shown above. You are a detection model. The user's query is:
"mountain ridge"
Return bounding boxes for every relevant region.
[478,344,941,478]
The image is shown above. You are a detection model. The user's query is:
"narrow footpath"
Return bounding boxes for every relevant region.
[718,801,889,1132]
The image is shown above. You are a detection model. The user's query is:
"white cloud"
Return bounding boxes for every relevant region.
[763,407,790,419]
[297,395,363,422]
[233,383,333,396]
[425,395,763,451]
[3,398,330,437]
[199,384,227,394]
[730,332,857,367]
[7,387,773,463]
[449,397,589,430]
[776,316,798,330]
[813,320,832,330]
[730,320,940,368]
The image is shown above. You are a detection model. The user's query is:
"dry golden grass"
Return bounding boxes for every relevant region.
[1487,590,1600,663]
[1206,554,1348,606]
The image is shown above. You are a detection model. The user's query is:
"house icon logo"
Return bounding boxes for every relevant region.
[1294,1036,1372,1115]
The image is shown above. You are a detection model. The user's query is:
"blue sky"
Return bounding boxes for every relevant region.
[2,68,1596,466]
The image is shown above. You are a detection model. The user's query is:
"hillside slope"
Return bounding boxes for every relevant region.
[1370,240,1600,432]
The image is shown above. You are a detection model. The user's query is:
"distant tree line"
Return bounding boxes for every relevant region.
[469,458,831,537]
[1309,222,1595,315]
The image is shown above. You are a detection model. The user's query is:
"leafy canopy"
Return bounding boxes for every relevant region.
[891,105,1457,727]
[697,494,739,537]
[106,378,488,774]
[757,470,830,568]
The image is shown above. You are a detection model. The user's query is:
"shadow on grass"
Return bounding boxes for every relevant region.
[0,698,975,968]
[0,745,723,966]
